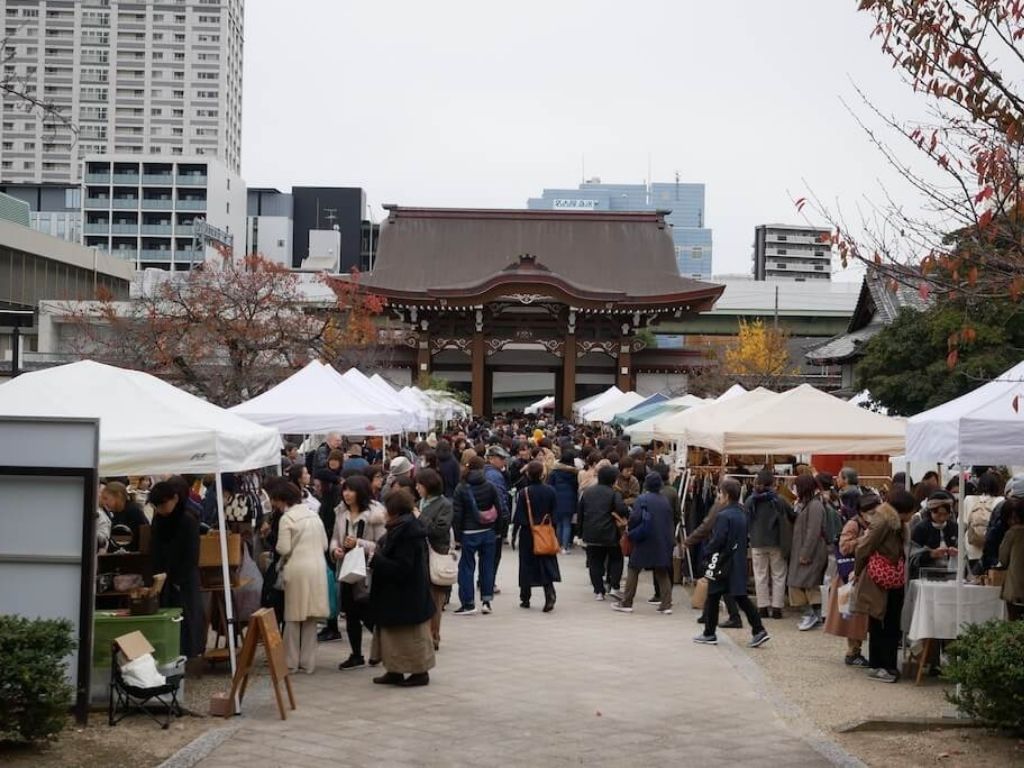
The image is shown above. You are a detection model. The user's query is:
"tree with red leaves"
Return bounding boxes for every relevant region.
[806,0,1024,368]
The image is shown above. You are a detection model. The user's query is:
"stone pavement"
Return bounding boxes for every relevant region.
[182,550,855,768]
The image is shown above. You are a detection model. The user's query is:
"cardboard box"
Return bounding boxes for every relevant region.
[113,630,155,661]
[209,691,234,717]
[199,532,242,568]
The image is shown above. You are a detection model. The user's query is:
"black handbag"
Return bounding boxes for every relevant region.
[704,542,736,583]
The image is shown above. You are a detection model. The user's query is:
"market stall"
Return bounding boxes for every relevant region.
[0,360,282,689]
[581,390,646,424]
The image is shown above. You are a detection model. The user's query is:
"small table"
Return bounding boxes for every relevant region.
[903,580,1005,684]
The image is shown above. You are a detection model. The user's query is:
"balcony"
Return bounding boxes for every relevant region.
[84,172,110,184]
[83,223,110,235]
[111,223,139,234]
[175,174,207,186]
[141,198,173,209]
[85,196,111,209]
[140,249,174,260]
[111,198,139,209]
[110,249,138,261]
[112,173,140,184]
[141,224,172,235]
[175,199,206,210]
[142,173,173,184]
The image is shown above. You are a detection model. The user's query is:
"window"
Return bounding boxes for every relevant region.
[692,247,703,259]
[65,188,81,208]
[276,239,285,248]
[196,71,218,80]
[777,235,788,242]
[152,51,163,60]
[777,248,787,255]
[814,265,824,271]
[174,33,185,42]
[776,264,787,269]
[151,107,162,116]
[225,202,229,213]
[173,89,184,98]
[2,142,12,150]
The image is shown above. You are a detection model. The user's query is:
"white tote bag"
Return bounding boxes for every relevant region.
[428,545,458,587]
[339,545,367,584]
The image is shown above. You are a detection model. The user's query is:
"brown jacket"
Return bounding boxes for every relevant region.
[998,525,1024,604]
[683,502,722,548]
[614,474,641,509]
[852,503,905,620]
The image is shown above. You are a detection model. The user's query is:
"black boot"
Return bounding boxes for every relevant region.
[373,672,405,686]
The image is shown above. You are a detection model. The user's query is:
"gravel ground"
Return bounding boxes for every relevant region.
[0,662,266,768]
[704,591,1024,767]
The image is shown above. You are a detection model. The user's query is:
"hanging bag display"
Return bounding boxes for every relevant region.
[525,488,560,557]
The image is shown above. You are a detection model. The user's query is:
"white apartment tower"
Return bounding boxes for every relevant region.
[0,0,243,184]
[752,224,833,281]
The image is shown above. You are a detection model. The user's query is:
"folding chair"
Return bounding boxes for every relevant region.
[108,640,184,730]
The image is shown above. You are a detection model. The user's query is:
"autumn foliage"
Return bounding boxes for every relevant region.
[62,249,385,406]
[723,319,794,386]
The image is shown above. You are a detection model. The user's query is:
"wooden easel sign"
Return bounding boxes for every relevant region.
[228,608,296,720]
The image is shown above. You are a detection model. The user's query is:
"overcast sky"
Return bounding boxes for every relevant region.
[242,1,932,278]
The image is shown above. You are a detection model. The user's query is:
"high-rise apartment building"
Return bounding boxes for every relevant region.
[527,179,713,278]
[752,224,832,281]
[0,0,244,185]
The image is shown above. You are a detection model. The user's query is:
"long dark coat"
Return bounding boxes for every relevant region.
[369,513,435,627]
[626,491,674,570]
[514,483,562,587]
[547,464,579,525]
[704,502,750,597]
[151,505,205,658]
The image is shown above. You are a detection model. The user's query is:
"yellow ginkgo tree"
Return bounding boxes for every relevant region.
[723,319,795,388]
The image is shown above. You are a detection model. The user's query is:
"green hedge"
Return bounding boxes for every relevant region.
[0,615,76,743]
[945,618,1024,733]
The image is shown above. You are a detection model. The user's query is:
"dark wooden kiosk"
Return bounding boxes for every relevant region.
[362,207,724,418]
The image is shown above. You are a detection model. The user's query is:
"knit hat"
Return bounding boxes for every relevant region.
[643,473,663,493]
[388,456,413,477]
[1007,473,1024,498]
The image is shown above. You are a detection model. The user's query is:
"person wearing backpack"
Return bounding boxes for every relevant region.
[744,470,792,619]
[451,456,502,616]
[964,471,1003,576]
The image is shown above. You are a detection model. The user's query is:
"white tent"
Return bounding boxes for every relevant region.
[693,384,906,455]
[0,360,283,693]
[335,368,420,431]
[369,373,430,431]
[574,386,624,420]
[421,389,471,421]
[583,391,646,424]
[664,388,781,450]
[716,383,748,402]
[622,395,711,443]
[0,360,281,476]
[230,361,409,436]
[906,360,1024,465]
[525,395,555,414]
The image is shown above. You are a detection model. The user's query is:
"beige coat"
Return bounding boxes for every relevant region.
[852,503,905,620]
[330,502,387,563]
[999,525,1024,604]
[276,503,329,622]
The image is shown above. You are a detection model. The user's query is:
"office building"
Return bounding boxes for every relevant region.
[0,182,81,242]
[0,0,244,185]
[527,179,713,278]
[752,224,832,281]
[246,186,374,272]
[82,154,245,270]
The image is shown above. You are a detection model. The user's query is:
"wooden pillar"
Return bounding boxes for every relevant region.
[617,337,633,391]
[561,333,576,421]
[416,331,431,383]
[471,331,485,416]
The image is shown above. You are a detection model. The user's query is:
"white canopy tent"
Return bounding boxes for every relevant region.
[626,388,778,445]
[0,360,283,692]
[369,374,431,431]
[715,383,748,402]
[692,384,906,456]
[525,395,555,415]
[230,361,409,435]
[622,395,711,443]
[906,360,1024,642]
[573,386,624,421]
[334,368,420,432]
[421,389,471,422]
[582,391,647,424]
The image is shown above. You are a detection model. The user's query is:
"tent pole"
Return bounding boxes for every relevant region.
[955,465,966,642]
[214,471,240,713]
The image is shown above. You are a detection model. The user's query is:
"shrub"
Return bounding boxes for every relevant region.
[944,618,1024,733]
[0,615,76,743]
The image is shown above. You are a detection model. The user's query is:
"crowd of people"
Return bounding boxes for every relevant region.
[94,416,1024,690]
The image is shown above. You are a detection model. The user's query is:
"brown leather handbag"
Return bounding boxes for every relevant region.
[525,488,560,557]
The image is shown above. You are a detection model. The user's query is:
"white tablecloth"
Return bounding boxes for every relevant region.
[904,580,1005,642]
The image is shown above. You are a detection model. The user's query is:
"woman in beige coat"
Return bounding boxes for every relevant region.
[273,479,329,674]
[788,474,829,631]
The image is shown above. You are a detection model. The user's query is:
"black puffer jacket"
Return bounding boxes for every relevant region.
[452,470,501,538]
[579,473,627,547]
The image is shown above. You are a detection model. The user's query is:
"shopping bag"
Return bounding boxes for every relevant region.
[338,545,367,584]
[428,546,458,586]
[691,577,709,610]
[326,560,338,616]
[837,580,854,619]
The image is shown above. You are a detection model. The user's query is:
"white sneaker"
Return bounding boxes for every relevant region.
[656,607,673,615]
[797,612,820,631]
[611,603,633,613]
[595,593,606,601]
[481,601,492,615]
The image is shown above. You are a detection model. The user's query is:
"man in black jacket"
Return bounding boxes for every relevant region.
[580,465,628,600]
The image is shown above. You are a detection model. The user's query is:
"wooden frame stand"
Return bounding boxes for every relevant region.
[228,608,295,720]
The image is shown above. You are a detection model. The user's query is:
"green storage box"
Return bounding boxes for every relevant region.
[92,608,182,669]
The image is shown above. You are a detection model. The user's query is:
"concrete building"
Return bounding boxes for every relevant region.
[528,179,713,278]
[82,154,245,270]
[0,0,244,184]
[246,186,374,272]
[0,182,81,243]
[0,214,132,374]
[752,223,832,281]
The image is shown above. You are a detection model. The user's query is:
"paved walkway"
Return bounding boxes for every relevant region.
[186,551,848,768]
